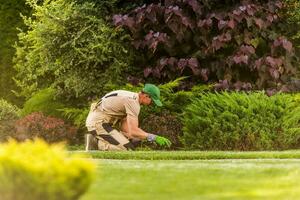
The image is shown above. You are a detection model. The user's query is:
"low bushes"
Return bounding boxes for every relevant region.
[0,139,95,200]
[182,92,298,150]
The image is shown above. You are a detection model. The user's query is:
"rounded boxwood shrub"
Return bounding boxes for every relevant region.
[182,92,293,150]
[0,99,20,121]
[0,139,95,200]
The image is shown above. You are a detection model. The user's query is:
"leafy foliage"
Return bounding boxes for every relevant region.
[21,88,65,118]
[14,112,79,144]
[0,140,94,200]
[0,99,20,121]
[59,107,89,128]
[114,0,299,92]
[182,92,297,150]
[14,0,137,100]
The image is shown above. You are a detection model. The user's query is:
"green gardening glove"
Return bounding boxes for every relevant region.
[147,134,172,147]
[154,136,172,147]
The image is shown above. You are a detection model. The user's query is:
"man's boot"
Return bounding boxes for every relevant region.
[85,133,98,151]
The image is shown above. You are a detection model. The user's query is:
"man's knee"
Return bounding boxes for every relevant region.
[97,137,127,151]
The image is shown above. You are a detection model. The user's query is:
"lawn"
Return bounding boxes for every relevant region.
[79,151,300,200]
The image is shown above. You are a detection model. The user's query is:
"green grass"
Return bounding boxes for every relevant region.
[77,151,300,200]
[80,159,300,200]
[76,150,300,160]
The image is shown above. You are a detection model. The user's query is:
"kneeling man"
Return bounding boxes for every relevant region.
[85,84,171,151]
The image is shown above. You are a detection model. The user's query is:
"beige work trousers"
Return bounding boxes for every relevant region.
[86,105,130,151]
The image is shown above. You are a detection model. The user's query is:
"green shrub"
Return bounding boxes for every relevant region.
[21,88,65,118]
[182,92,294,150]
[14,0,137,100]
[59,107,89,129]
[0,139,95,200]
[282,93,300,147]
[0,99,20,121]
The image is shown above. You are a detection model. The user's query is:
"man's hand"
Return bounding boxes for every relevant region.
[154,136,172,147]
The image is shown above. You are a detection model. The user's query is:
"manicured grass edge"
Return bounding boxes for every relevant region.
[71,150,300,160]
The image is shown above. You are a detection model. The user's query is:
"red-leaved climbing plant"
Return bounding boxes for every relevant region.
[113,0,298,92]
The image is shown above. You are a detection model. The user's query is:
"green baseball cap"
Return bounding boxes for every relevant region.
[142,84,162,106]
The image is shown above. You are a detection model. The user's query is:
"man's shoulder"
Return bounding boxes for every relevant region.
[116,90,138,100]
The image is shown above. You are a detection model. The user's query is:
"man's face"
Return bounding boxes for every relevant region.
[142,93,152,106]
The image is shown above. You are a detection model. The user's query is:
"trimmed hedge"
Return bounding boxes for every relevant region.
[0,140,95,200]
[182,92,299,150]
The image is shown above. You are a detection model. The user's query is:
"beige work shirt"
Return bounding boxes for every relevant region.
[86,90,140,129]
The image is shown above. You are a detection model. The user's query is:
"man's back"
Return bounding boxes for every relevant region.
[86,90,140,129]
[101,90,140,118]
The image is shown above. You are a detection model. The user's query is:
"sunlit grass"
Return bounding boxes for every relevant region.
[81,159,300,200]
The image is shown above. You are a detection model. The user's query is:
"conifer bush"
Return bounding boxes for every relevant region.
[14,0,136,100]
[182,92,295,150]
[0,140,95,200]
[282,93,300,147]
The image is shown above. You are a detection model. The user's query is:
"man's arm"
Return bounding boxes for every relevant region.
[125,115,172,147]
[126,115,148,140]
